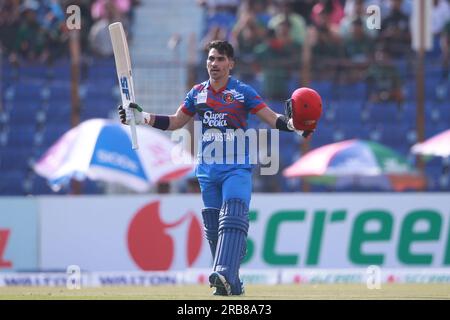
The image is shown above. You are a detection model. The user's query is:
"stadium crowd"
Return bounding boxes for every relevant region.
[0,0,140,64]
[0,0,449,194]
[197,0,449,106]
[1,0,448,104]
[193,0,450,193]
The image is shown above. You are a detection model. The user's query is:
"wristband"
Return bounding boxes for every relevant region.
[276,115,293,132]
[153,115,170,130]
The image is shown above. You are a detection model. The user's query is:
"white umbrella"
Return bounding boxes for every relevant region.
[34,119,194,192]
[411,129,450,158]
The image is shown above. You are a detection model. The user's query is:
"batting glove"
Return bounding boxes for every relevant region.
[118,102,151,125]
[287,118,313,138]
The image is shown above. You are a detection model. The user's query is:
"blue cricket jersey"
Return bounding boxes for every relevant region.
[181,77,268,167]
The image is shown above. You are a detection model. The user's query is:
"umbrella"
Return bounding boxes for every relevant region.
[411,129,450,158]
[283,139,425,191]
[34,119,194,192]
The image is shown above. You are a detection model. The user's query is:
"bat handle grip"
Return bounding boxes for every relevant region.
[130,109,139,150]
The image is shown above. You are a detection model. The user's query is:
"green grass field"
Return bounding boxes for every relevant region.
[0,284,449,300]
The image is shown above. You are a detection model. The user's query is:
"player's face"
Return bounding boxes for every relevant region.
[206,49,234,81]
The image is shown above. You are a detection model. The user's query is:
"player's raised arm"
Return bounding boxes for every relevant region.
[255,106,312,138]
[118,103,193,131]
[254,106,294,130]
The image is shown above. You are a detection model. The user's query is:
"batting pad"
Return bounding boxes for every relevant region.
[202,208,220,259]
[213,198,249,294]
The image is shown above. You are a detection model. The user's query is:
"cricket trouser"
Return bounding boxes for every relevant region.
[197,164,251,294]
[196,164,252,209]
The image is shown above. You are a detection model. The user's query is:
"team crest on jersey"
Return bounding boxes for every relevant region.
[222,92,235,103]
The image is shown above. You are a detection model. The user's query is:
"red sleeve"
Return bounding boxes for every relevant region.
[249,102,268,114]
[180,104,195,116]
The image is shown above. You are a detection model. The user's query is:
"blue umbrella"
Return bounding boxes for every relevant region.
[34,119,194,192]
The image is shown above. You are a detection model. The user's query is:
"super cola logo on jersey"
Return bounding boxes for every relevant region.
[202,111,228,127]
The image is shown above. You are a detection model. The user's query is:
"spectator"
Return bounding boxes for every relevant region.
[308,7,343,80]
[91,0,131,21]
[37,0,65,31]
[432,0,450,36]
[197,0,239,39]
[88,1,122,57]
[289,0,316,26]
[200,24,228,52]
[231,3,267,80]
[198,0,240,15]
[0,0,20,55]
[431,0,450,57]
[366,46,404,108]
[311,0,344,32]
[268,0,307,46]
[39,1,67,62]
[10,1,50,64]
[342,17,375,82]
[437,20,450,100]
[379,0,411,59]
[254,18,301,101]
[237,0,271,28]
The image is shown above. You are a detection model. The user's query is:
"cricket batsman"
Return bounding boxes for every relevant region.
[118,40,322,296]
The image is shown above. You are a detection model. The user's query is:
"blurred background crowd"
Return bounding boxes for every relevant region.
[0,0,449,195]
[0,0,140,63]
[195,0,449,115]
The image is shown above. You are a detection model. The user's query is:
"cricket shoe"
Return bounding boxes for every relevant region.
[213,282,245,296]
[209,272,245,296]
[209,272,231,296]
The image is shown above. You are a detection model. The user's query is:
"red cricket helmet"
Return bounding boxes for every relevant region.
[286,87,323,131]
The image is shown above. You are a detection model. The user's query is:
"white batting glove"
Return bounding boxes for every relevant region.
[287,118,304,136]
[288,118,314,138]
[118,102,151,125]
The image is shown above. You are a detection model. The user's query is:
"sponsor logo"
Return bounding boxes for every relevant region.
[120,76,131,100]
[96,273,181,286]
[0,229,12,269]
[244,208,450,267]
[96,149,138,172]
[127,200,202,270]
[0,274,69,286]
[203,111,228,127]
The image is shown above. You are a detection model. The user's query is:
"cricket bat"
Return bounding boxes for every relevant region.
[109,22,139,150]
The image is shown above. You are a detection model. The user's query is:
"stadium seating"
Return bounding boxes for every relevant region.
[1,38,449,194]
[1,57,115,195]
[0,171,27,195]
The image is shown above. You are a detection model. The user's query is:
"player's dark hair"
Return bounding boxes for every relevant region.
[207,40,234,59]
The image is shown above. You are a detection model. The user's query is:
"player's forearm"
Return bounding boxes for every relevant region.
[167,115,185,130]
[142,113,170,130]
[143,114,185,131]
[256,107,283,129]
[256,108,292,131]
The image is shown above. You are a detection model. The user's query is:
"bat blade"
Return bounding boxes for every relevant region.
[109,22,139,150]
